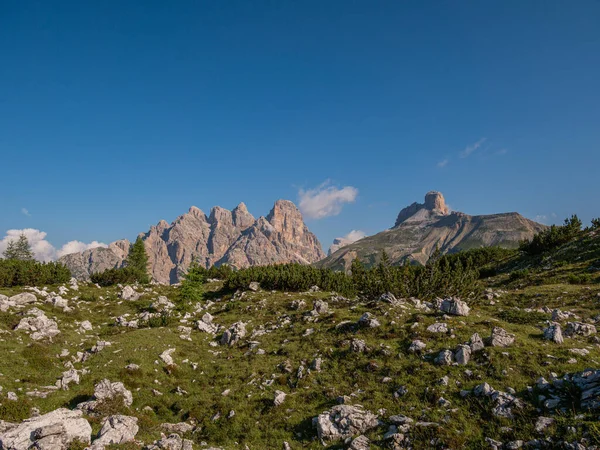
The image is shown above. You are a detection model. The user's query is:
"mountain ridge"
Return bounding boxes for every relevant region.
[319,191,546,270]
[59,200,325,284]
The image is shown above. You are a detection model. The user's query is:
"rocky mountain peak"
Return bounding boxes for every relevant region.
[424,191,449,215]
[266,200,305,239]
[187,206,207,221]
[208,206,233,226]
[232,202,255,230]
[60,199,324,284]
[395,191,450,227]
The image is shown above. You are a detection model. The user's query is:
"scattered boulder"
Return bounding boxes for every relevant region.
[91,415,138,448]
[274,390,286,407]
[145,433,194,450]
[434,349,454,366]
[469,333,485,352]
[536,369,600,412]
[426,323,448,333]
[564,322,597,338]
[0,408,91,450]
[15,310,60,341]
[471,383,523,419]
[488,327,515,347]
[77,379,133,414]
[454,345,471,365]
[350,339,368,353]
[312,300,329,315]
[379,292,401,306]
[119,286,140,301]
[408,340,426,353]
[79,320,93,332]
[315,404,379,441]
[543,322,564,344]
[160,348,176,366]
[10,293,37,306]
[358,313,380,328]
[534,416,555,433]
[197,313,219,334]
[220,322,247,346]
[58,369,80,390]
[439,297,470,316]
[248,281,260,292]
[151,296,175,311]
[349,434,371,450]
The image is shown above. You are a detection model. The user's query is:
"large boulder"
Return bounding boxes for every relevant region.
[91,415,138,448]
[564,322,597,337]
[145,433,194,450]
[77,379,133,414]
[488,327,515,347]
[15,310,60,341]
[0,408,91,450]
[439,297,470,316]
[315,405,379,441]
[9,293,37,306]
[543,322,564,344]
[220,322,246,346]
[537,369,600,412]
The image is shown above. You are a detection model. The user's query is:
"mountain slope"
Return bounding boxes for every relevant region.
[59,200,325,284]
[319,191,546,270]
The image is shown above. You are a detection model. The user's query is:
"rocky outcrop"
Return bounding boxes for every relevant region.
[319,191,546,271]
[0,408,92,450]
[60,200,324,284]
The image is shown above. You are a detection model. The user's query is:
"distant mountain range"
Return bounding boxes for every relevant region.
[60,191,546,283]
[318,191,546,271]
[59,200,324,284]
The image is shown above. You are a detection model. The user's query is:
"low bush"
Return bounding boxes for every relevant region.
[90,267,144,287]
[520,215,583,255]
[223,250,480,300]
[568,273,592,285]
[0,259,71,287]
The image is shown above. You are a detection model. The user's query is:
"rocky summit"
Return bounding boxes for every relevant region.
[320,191,546,270]
[60,200,325,284]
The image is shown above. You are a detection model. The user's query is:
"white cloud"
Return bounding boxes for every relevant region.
[56,240,107,258]
[535,215,548,224]
[0,228,106,262]
[437,159,449,168]
[298,180,358,219]
[21,208,31,217]
[340,230,367,242]
[460,138,487,158]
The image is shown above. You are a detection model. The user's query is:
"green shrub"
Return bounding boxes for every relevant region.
[178,262,205,304]
[91,267,143,287]
[520,215,583,255]
[509,269,530,282]
[498,309,549,325]
[0,259,71,287]
[223,254,480,300]
[568,273,592,285]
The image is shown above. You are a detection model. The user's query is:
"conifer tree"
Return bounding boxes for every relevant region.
[126,236,150,283]
[2,234,34,260]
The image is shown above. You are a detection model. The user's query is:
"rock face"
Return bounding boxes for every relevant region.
[60,200,325,284]
[0,408,92,450]
[319,191,546,270]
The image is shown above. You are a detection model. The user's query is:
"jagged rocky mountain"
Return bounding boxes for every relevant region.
[319,191,546,271]
[60,200,325,284]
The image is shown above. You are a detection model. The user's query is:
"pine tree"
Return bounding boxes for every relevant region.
[125,236,150,283]
[3,234,34,260]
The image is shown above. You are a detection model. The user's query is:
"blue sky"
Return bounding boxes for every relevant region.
[1,1,599,258]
